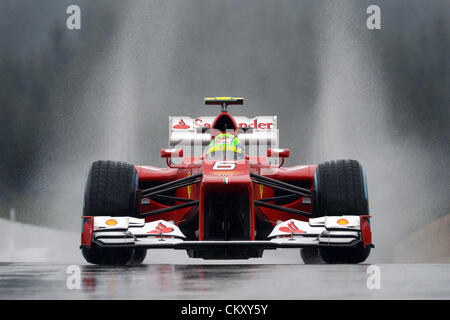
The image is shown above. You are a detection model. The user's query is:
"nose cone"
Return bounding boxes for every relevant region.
[201,160,252,193]
[199,158,255,243]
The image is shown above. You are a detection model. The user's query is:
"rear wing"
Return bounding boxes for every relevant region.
[169,116,279,159]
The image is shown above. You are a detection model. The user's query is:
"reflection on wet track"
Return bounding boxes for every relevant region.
[0,262,449,299]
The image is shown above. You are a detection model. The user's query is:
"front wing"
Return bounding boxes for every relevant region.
[81,215,373,250]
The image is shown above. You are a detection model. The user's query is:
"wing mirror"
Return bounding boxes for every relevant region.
[267,148,290,158]
[160,148,184,158]
[267,148,290,167]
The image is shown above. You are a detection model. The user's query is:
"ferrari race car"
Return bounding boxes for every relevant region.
[80,97,373,265]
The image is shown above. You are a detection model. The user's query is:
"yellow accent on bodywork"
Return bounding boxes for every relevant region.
[204,97,244,103]
[187,173,191,199]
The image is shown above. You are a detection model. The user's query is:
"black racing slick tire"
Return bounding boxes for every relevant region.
[314,159,368,217]
[300,248,323,264]
[81,245,147,266]
[83,160,139,217]
[81,244,134,266]
[129,249,147,265]
[82,160,144,265]
[319,244,371,264]
[314,159,371,264]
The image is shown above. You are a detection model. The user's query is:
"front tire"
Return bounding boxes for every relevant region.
[129,249,147,265]
[82,160,144,265]
[319,244,371,264]
[83,160,139,217]
[300,248,323,264]
[81,244,134,266]
[314,159,371,264]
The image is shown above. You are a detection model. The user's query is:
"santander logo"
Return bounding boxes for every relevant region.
[195,118,273,129]
[279,221,305,234]
[147,222,174,234]
[173,119,190,129]
[173,117,274,130]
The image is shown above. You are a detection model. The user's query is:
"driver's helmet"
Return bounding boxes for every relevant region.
[206,133,244,160]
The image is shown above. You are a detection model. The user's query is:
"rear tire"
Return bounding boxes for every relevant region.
[314,159,371,264]
[82,160,143,265]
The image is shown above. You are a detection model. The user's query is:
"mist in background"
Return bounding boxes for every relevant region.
[0,0,448,262]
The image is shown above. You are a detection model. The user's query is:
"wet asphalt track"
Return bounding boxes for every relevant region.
[0,259,449,299]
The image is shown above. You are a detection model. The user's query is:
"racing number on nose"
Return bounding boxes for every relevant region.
[213,161,236,170]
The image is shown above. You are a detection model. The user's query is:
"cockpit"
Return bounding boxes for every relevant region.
[205,133,245,160]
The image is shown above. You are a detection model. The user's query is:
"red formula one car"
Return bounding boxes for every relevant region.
[80,97,373,265]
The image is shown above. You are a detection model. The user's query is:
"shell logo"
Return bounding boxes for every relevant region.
[337,218,349,225]
[105,219,118,226]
